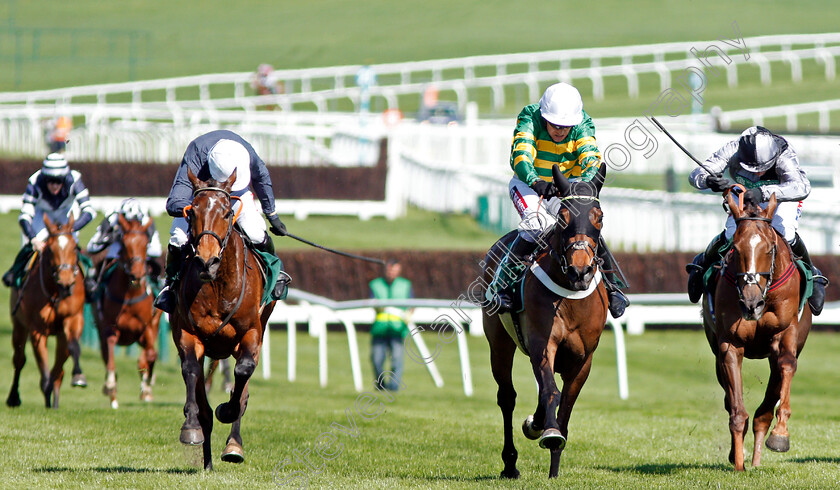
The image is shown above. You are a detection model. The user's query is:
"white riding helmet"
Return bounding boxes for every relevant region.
[207,139,251,191]
[737,126,787,173]
[539,82,584,127]
[119,198,144,222]
[42,153,69,179]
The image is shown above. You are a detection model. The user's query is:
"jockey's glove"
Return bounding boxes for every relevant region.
[743,187,763,205]
[531,180,557,198]
[267,213,287,236]
[705,174,732,193]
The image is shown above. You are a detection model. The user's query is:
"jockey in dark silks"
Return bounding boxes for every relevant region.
[487,82,629,318]
[686,126,827,315]
[153,130,288,313]
[2,153,95,288]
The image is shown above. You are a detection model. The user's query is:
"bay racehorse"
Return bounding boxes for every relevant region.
[483,164,609,478]
[92,214,162,409]
[7,214,87,408]
[703,190,812,471]
[170,168,275,470]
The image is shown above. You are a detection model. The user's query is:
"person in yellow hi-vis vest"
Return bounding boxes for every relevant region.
[369,259,413,391]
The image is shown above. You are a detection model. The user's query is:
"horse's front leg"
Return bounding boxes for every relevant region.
[485,315,520,479]
[100,328,119,409]
[49,326,71,410]
[176,329,207,446]
[215,328,260,424]
[6,317,27,407]
[138,324,158,403]
[718,340,749,471]
[751,351,783,467]
[528,336,564,462]
[30,330,51,408]
[550,352,596,477]
[67,314,86,388]
[766,332,799,454]
[221,382,249,464]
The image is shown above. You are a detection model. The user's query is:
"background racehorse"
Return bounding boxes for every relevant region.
[7,215,87,409]
[170,168,275,470]
[702,191,812,471]
[92,214,162,409]
[483,164,609,478]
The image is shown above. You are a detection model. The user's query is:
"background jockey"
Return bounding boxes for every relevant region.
[2,153,96,287]
[489,82,629,318]
[154,130,288,313]
[686,126,827,315]
[85,198,164,295]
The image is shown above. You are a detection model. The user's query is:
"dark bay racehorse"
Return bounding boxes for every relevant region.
[703,191,812,471]
[93,214,162,409]
[171,168,275,470]
[483,164,609,478]
[7,215,87,408]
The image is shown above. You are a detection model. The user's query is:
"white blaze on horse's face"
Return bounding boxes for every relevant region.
[57,234,69,250]
[748,233,762,273]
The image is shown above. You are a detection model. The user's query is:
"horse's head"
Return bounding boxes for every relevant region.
[726,190,779,320]
[43,214,79,297]
[550,164,606,291]
[185,168,239,282]
[117,214,151,285]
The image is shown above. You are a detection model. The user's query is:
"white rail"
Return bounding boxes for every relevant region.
[716,98,840,133]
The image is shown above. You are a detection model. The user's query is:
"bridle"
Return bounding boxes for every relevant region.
[549,195,601,274]
[183,186,242,258]
[40,229,79,300]
[731,216,777,302]
[118,228,149,281]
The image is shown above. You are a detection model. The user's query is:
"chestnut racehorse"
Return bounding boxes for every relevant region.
[7,215,87,408]
[483,164,609,478]
[703,191,812,471]
[170,168,275,470]
[92,214,162,409]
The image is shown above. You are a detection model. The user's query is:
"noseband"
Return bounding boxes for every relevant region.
[184,186,241,257]
[550,195,601,274]
[41,229,79,300]
[731,216,777,301]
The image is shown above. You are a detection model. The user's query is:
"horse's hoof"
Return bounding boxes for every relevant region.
[72,374,87,388]
[180,428,204,446]
[538,428,566,450]
[522,415,543,440]
[499,468,520,479]
[215,402,239,424]
[766,434,790,453]
[140,392,153,402]
[6,393,21,407]
[221,441,245,463]
[110,399,119,409]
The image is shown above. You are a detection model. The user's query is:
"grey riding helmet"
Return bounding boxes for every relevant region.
[736,126,788,173]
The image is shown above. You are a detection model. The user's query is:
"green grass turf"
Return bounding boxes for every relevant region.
[1,324,839,488]
[2,0,840,126]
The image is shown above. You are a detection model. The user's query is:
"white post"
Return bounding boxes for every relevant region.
[318,317,328,388]
[338,316,364,392]
[608,317,629,400]
[287,318,296,382]
[407,322,444,388]
[456,323,473,397]
[261,325,271,379]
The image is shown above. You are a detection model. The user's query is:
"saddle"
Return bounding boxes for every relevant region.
[233,226,289,305]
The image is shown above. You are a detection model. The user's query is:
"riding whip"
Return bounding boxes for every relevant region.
[650,117,720,177]
[284,232,386,265]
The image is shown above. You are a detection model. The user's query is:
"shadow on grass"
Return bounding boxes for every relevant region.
[788,456,840,464]
[34,466,198,475]
[599,462,731,475]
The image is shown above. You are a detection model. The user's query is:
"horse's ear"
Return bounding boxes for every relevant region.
[65,213,75,232]
[141,219,152,233]
[117,213,130,231]
[552,164,571,197]
[593,163,607,195]
[43,213,55,233]
[764,193,778,218]
[221,168,237,191]
[725,191,743,219]
[187,168,200,188]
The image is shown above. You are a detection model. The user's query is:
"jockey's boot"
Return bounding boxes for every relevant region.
[2,246,34,288]
[596,237,629,318]
[789,233,828,316]
[686,231,727,304]
[153,244,186,313]
[254,235,290,300]
[488,237,537,312]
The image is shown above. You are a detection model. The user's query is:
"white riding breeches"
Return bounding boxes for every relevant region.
[23,204,81,245]
[724,200,801,242]
[169,190,267,247]
[104,230,163,259]
[508,177,561,244]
